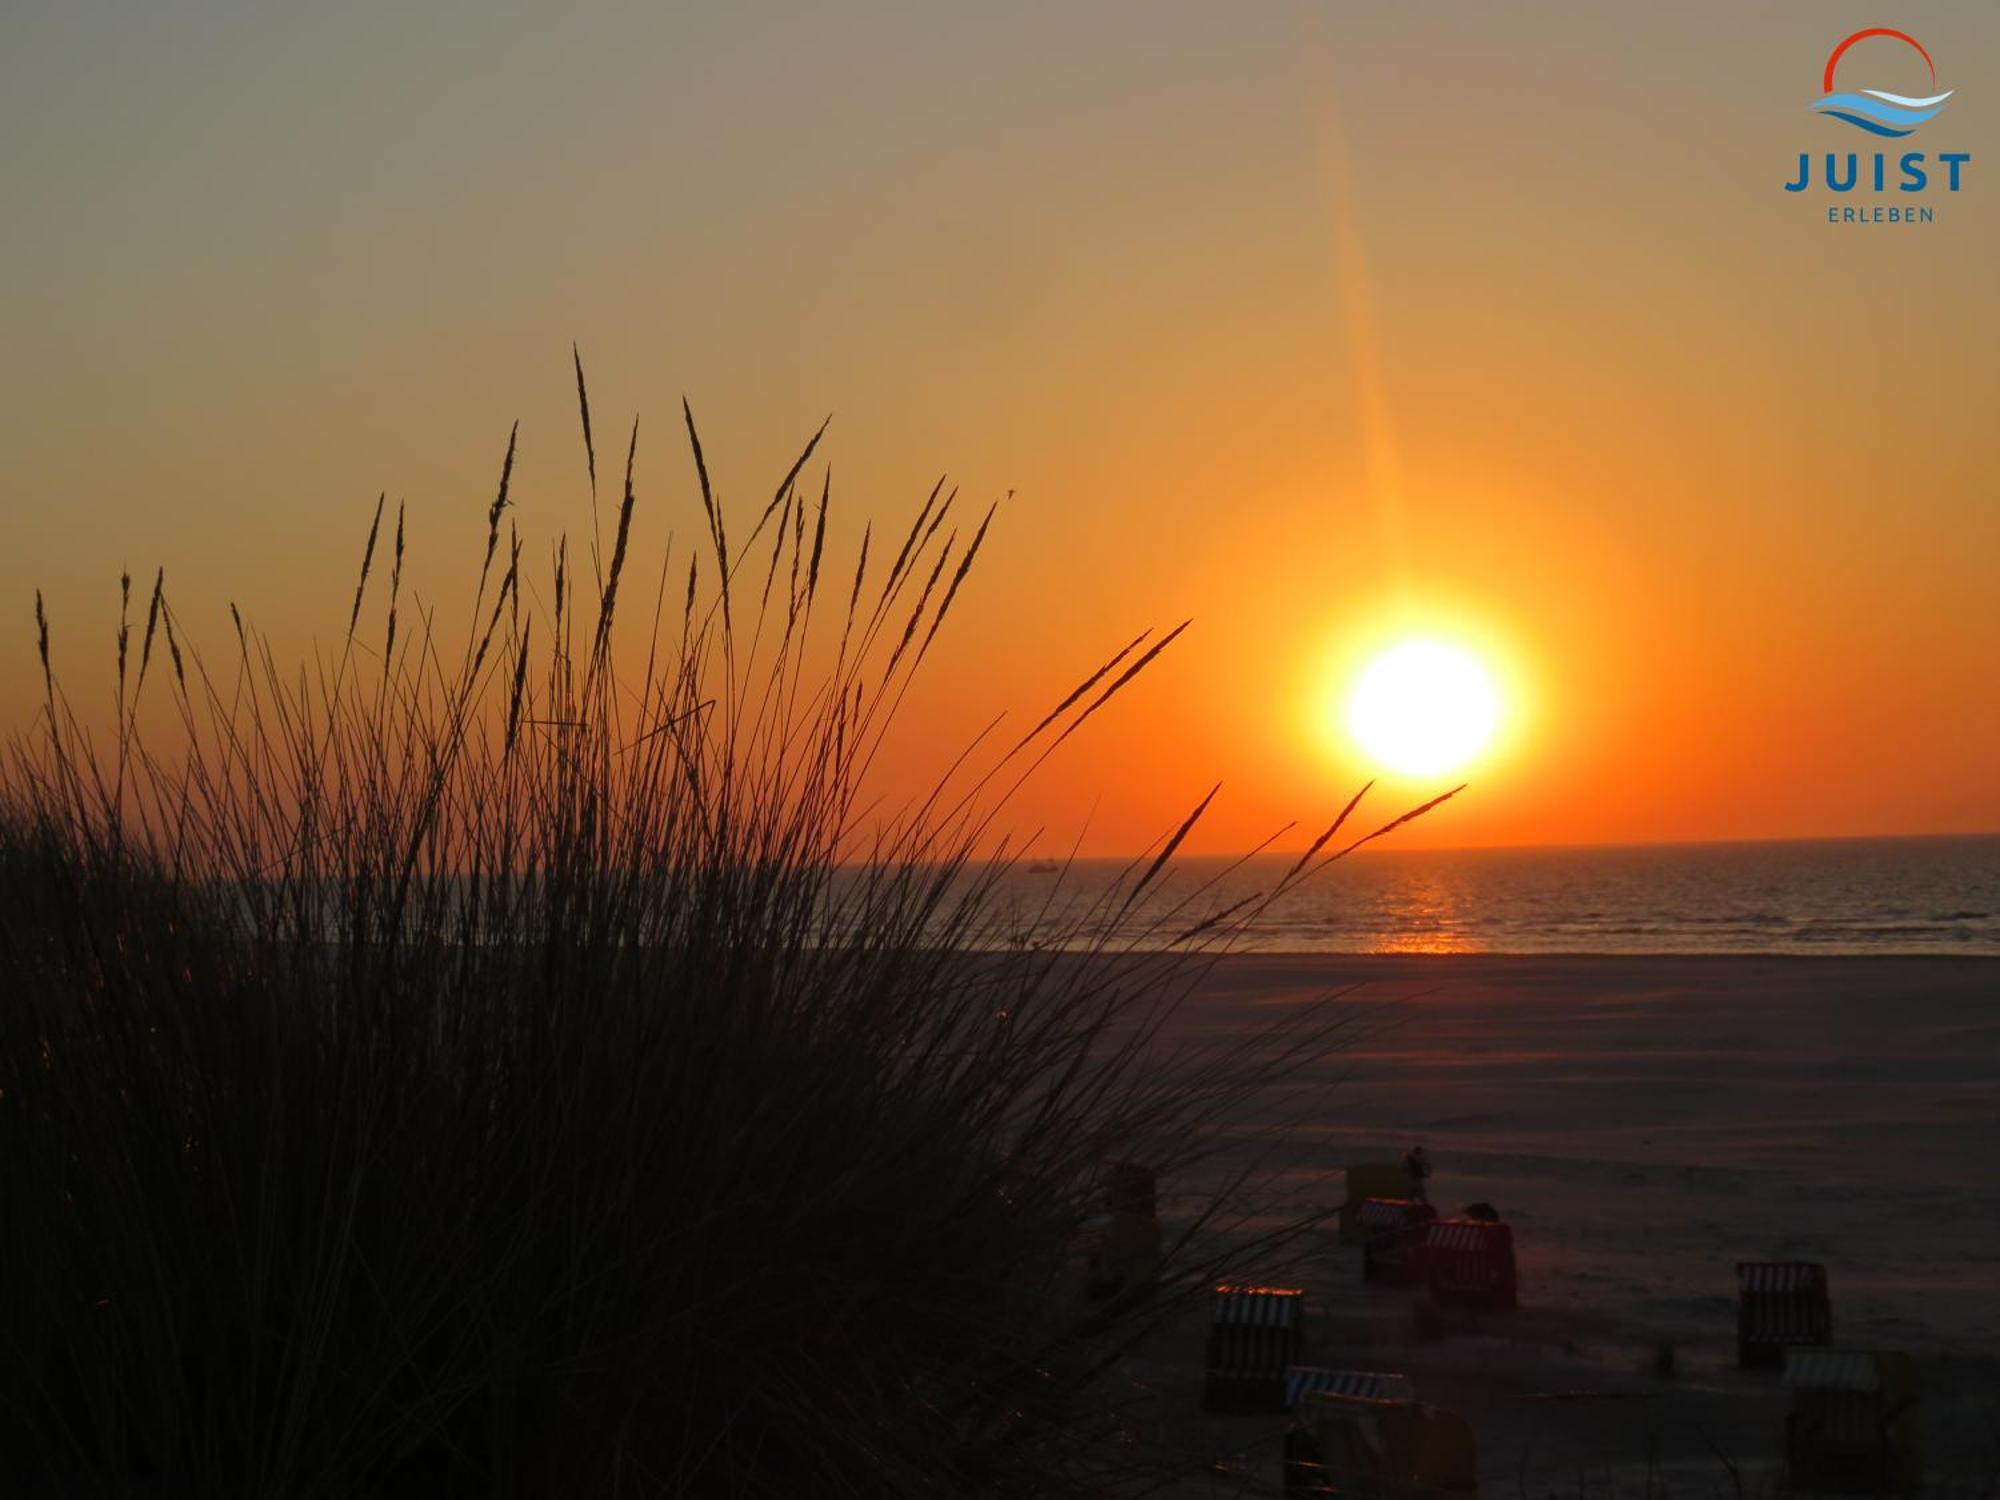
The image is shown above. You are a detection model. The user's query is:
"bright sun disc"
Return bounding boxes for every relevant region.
[1345,640,1501,777]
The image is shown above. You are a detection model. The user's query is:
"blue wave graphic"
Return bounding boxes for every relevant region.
[1811,89,1951,137]
[1818,109,1915,138]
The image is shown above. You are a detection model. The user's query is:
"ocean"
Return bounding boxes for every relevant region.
[983,835,2000,956]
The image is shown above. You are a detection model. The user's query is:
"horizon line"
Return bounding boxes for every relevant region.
[1017,828,2000,863]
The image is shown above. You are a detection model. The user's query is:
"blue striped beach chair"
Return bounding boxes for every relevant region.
[1202,1284,1305,1411]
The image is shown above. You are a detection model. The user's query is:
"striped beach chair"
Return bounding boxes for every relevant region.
[1353,1197,1427,1237]
[1338,1162,1413,1244]
[1785,1348,1921,1494]
[1284,1365,1416,1407]
[1737,1261,1830,1369]
[1356,1197,1438,1285]
[1203,1284,1305,1411]
[1423,1219,1517,1311]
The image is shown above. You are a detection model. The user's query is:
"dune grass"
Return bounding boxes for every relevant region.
[0,374,1449,1496]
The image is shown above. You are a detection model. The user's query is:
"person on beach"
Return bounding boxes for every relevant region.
[1404,1144,1432,1204]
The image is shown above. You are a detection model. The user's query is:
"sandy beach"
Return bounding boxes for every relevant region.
[1135,953,2000,1493]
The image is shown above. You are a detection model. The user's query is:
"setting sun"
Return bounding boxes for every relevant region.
[1344,640,1502,778]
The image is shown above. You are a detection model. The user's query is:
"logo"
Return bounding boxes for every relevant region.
[1784,27,1970,221]
[1811,28,1952,137]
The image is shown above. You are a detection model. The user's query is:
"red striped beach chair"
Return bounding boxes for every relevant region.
[1423,1218,1517,1311]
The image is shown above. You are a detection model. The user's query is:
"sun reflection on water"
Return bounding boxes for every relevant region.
[1371,875,1481,954]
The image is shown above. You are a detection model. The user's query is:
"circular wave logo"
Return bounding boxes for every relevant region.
[1811,28,1952,137]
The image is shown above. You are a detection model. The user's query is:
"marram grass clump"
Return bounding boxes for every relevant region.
[0,370,1448,1497]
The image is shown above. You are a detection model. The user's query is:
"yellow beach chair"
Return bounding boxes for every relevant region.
[1339,1162,1413,1244]
[1785,1348,1921,1495]
[1286,1390,1477,1498]
[1080,1210,1161,1300]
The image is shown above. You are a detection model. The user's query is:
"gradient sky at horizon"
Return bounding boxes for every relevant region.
[3,3,1996,854]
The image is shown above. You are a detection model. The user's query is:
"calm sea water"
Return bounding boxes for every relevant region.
[983,835,2000,956]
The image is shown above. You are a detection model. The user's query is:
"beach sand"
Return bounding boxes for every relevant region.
[1127,953,2000,1493]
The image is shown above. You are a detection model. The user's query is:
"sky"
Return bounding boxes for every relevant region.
[2,3,1996,855]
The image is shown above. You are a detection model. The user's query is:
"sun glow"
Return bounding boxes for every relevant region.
[1344,640,1502,778]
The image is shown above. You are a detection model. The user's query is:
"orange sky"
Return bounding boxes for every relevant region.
[2,5,1996,854]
